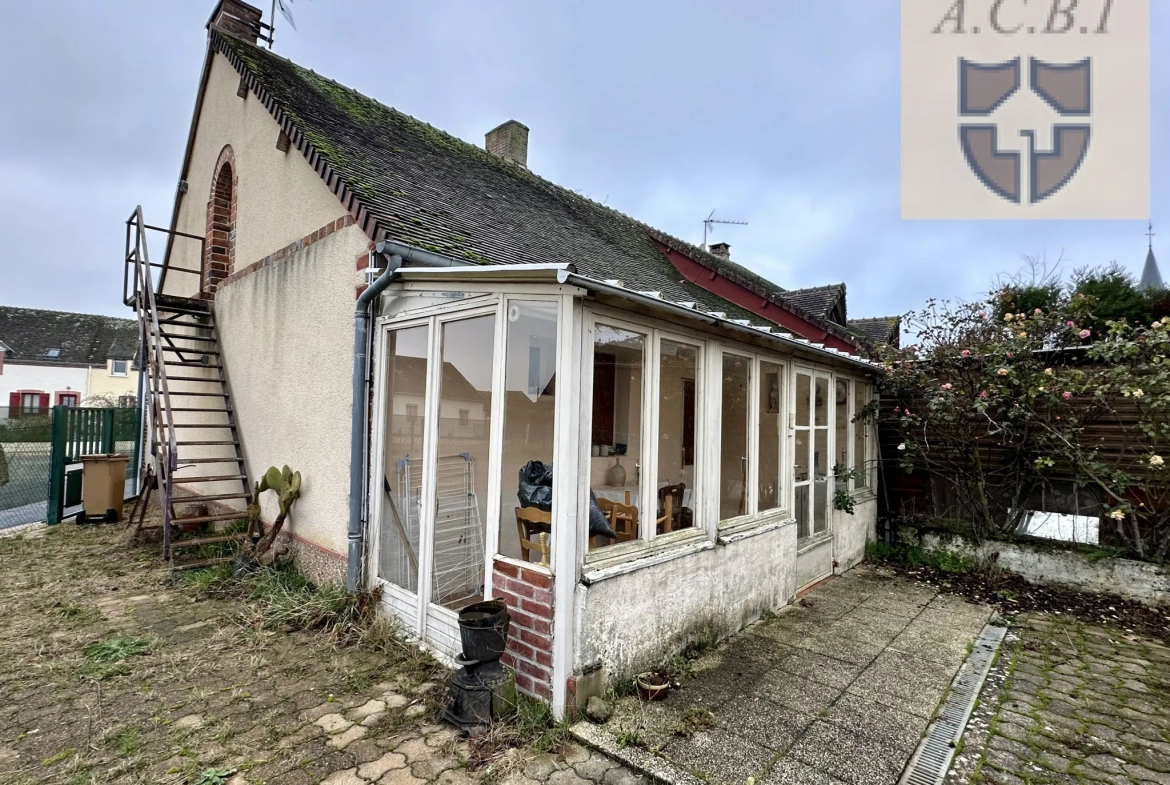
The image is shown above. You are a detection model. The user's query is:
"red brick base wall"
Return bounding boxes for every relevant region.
[493,560,553,701]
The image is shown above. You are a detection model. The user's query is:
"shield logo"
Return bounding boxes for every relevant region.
[959,57,1092,205]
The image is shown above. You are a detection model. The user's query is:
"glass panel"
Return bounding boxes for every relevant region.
[835,379,850,492]
[795,484,810,539]
[719,354,750,520]
[379,325,430,593]
[814,376,829,427]
[589,325,645,552]
[431,314,496,610]
[499,302,558,564]
[814,428,828,534]
[854,383,869,489]
[657,340,698,533]
[795,373,811,427]
[758,361,783,513]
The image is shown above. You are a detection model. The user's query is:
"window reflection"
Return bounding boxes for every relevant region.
[719,354,750,520]
[589,325,644,551]
[499,302,558,565]
[657,340,697,533]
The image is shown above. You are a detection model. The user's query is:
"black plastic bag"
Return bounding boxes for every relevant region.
[517,460,554,511]
[516,461,616,539]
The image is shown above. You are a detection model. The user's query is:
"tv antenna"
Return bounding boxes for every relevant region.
[266,0,303,49]
[703,210,748,250]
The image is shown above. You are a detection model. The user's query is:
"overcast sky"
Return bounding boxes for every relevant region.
[0,1,1165,322]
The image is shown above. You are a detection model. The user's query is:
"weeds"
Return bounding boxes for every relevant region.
[83,636,153,663]
[671,706,715,737]
[105,727,143,758]
[42,747,77,767]
[467,693,572,773]
[193,768,236,785]
[866,540,979,574]
[49,600,99,625]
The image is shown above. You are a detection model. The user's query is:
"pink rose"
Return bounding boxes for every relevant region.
[1063,392,1072,400]
[1035,308,1042,315]
[1079,329,1091,339]
[980,391,988,399]
[961,350,971,357]
[1067,321,1075,327]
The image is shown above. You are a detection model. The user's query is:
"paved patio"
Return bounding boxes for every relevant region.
[950,613,1170,785]
[575,566,994,785]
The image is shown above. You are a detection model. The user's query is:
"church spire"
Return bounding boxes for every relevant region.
[1141,222,1163,290]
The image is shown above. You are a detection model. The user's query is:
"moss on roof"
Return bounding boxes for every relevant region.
[215,31,854,333]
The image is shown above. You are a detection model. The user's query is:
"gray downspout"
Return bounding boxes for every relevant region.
[347,241,473,594]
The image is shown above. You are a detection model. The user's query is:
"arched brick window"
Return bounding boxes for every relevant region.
[204,145,237,297]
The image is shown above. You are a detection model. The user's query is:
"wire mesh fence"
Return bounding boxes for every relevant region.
[0,406,142,530]
[0,407,52,530]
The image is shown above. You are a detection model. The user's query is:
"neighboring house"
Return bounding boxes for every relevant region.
[0,307,140,415]
[140,1,886,715]
[848,316,902,349]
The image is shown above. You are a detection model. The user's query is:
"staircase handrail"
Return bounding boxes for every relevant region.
[126,207,180,553]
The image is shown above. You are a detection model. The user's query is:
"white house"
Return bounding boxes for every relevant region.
[135,1,888,717]
[0,307,140,416]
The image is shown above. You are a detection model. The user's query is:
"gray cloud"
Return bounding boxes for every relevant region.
[0,1,1164,321]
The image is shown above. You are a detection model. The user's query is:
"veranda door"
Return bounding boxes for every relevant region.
[792,368,833,589]
[375,310,501,658]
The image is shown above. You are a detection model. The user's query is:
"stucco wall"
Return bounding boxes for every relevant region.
[833,496,876,574]
[574,521,798,678]
[214,224,370,558]
[1,364,90,403]
[164,51,347,298]
[920,532,1170,607]
[85,362,140,403]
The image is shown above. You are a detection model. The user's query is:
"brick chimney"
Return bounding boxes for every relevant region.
[207,0,263,44]
[485,120,529,168]
[709,242,731,260]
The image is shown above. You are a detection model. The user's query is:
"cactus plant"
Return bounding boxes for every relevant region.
[251,465,303,565]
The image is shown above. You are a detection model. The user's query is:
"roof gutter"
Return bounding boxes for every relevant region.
[347,240,474,593]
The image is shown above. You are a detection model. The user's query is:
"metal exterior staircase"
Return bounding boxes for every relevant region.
[123,207,252,569]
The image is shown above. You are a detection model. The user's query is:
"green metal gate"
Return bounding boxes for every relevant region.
[46,406,142,525]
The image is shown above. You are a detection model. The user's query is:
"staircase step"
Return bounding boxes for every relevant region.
[170,533,248,550]
[173,474,247,483]
[168,556,237,572]
[160,375,221,382]
[175,457,245,464]
[171,423,236,429]
[166,392,230,397]
[169,407,232,412]
[178,492,252,502]
[161,346,221,356]
[158,332,217,342]
[175,440,240,446]
[169,361,222,369]
[170,511,247,526]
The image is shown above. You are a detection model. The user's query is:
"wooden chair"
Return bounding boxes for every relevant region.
[596,493,638,544]
[657,483,686,534]
[515,507,552,564]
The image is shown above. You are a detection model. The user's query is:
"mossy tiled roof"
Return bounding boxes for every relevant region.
[847,316,901,346]
[212,32,868,350]
[778,284,846,322]
[0,307,138,367]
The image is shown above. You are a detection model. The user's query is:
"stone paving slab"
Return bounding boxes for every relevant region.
[949,613,1170,785]
[577,566,992,785]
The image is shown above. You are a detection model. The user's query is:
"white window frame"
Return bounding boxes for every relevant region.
[582,308,708,562]
[716,348,790,528]
[792,366,833,542]
[111,359,128,377]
